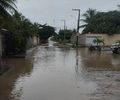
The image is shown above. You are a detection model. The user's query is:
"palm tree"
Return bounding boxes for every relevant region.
[92,37,104,51]
[0,0,17,17]
[117,4,120,10]
[93,37,105,46]
[80,8,97,28]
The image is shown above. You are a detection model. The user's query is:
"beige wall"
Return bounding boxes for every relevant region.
[86,34,120,46]
[33,36,39,45]
[88,34,120,46]
[71,33,120,46]
[103,34,120,46]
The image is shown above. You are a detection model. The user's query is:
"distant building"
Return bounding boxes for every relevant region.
[71,33,120,46]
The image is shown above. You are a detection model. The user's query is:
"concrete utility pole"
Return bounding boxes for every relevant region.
[72,9,81,46]
[61,19,66,42]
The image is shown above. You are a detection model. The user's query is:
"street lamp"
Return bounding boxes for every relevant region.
[72,9,81,47]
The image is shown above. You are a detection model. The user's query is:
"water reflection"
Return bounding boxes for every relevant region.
[0,57,33,100]
[0,45,120,100]
[75,48,79,73]
[81,49,120,71]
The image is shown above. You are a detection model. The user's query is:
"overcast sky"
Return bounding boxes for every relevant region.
[16,0,120,32]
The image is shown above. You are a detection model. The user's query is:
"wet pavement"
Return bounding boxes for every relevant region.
[0,42,120,100]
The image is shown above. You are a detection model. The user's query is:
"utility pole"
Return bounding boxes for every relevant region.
[61,19,66,43]
[72,9,80,47]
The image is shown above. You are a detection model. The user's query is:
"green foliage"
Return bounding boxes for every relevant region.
[82,8,97,26]
[55,29,75,43]
[0,0,17,18]
[38,25,55,43]
[93,37,105,46]
[116,40,120,44]
[0,10,56,55]
[0,0,56,55]
[59,29,72,40]
[82,8,120,34]
[0,12,41,55]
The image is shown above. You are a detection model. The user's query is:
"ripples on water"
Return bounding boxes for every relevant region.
[0,44,120,100]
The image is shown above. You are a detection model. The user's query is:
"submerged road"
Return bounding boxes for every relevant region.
[0,41,120,100]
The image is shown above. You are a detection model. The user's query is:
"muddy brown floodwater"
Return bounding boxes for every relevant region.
[0,42,120,100]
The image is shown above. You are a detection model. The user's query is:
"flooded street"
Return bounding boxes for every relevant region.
[0,42,120,100]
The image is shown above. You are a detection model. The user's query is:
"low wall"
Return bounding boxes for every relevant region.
[103,34,120,46]
[71,33,120,46]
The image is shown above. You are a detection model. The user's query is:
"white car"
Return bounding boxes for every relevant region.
[111,43,120,54]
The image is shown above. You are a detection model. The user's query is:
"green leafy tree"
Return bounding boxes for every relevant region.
[0,0,17,17]
[1,12,41,55]
[58,29,73,42]
[93,37,105,46]
[82,7,120,34]
[81,8,97,29]
[38,25,55,43]
[57,29,75,43]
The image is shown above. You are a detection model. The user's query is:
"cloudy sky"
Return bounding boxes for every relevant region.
[16,0,120,31]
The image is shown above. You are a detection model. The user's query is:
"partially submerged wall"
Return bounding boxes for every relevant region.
[71,33,120,46]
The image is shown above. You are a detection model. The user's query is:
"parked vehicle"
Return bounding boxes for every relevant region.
[88,45,101,51]
[111,43,120,54]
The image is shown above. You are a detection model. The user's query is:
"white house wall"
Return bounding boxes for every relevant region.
[71,33,120,46]
[78,35,86,45]
[85,34,103,46]
[86,37,96,46]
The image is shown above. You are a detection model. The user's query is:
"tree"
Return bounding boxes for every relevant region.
[38,25,55,43]
[81,8,97,28]
[117,4,120,10]
[58,29,73,42]
[1,12,41,55]
[0,0,17,17]
[81,7,120,34]
[0,1,45,56]
[93,37,105,46]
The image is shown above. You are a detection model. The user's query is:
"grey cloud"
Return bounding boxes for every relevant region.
[16,0,120,31]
